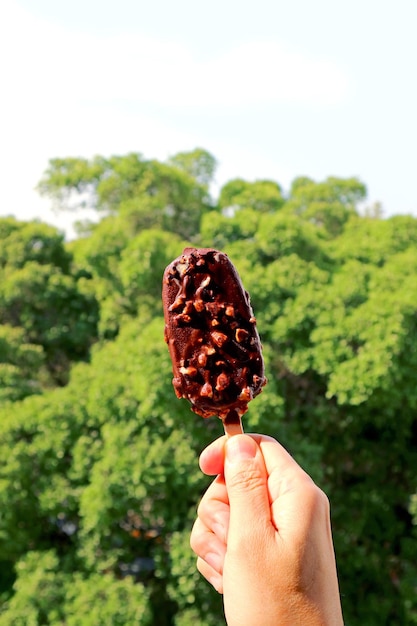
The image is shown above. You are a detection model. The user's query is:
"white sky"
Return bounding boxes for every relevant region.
[1,0,416,238]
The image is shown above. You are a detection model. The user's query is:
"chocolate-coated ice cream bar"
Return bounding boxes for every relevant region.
[162,248,266,429]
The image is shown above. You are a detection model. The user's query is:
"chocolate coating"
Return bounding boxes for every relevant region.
[162,248,266,419]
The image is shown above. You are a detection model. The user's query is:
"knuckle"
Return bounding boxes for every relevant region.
[311,482,330,508]
[227,464,265,494]
[316,486,331,518]
[303,479,331,518]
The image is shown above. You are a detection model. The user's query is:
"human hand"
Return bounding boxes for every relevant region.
[190,434,344,626]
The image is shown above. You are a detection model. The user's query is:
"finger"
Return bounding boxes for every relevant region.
[190,516,226,595]
[199,433,277,476]
[196,556,224,594]
[199,434,227,475]
[196,475,229,542]
[260,439,310,488]
[224,435,273,543]
[190,517,227,568]
[258,438,325,541]
[259,438,313,501]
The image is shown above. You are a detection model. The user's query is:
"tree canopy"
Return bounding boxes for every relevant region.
[0,148,416,625]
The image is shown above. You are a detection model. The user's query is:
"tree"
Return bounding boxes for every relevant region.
[38,153,214,240]
[36,155,107,212]
[0,218,98,383]
[0,317,221,624]
[0,551,152,625]
[242,213,417,624]
[218,178,284,214]
[0,218,71,271]
[285,176,367,236]
[167,148,217,188]
[0,325,47,402]
[200,208,261,249]
[1,156,417,625]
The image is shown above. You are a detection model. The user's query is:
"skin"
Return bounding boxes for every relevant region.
[190,434,344,626]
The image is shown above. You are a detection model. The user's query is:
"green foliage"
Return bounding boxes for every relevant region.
[219,178,284,213]
[0,219,71,272]
[158,530,222,626]
[1,157,416,624]
[0,325,47,402]
[118,229,185,309]
[0,219,98,384]
[255,212,328,263]
[0,550,152,625]
[167,148,217,187]
[286,175,366,236]
[200,208,260,249]
[39,150,214,240]
[37,156,104,207]
[330,214,417,264]
[288,175,366,208]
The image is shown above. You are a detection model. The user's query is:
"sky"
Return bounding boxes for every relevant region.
[1,0,416,238]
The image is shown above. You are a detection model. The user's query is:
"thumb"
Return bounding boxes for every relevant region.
[224,435,271,538]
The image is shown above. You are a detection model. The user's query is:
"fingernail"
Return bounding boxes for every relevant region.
[226,436,257,462]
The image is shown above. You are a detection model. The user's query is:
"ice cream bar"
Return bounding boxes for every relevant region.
[162,248,266,432]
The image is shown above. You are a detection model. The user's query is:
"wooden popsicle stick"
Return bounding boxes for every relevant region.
[223,410,244,437]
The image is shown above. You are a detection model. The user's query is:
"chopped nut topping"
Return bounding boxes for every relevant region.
[169,295,186,311]
[200,382,213,397]
[205,301,224,316]
[193,299,205,312]
[200,276,211,288]
[216,372,230,391]
[253,374,263,387]
[225,305,235,317]
[179,366,198,377]
[238,387,252,401]
[183,300,194,315]
[210,331,228,347]
[195,275,212,300]
[175,313,191,324]
[235,328,249,343]
[172,377,183,398]
[175,262,188,277]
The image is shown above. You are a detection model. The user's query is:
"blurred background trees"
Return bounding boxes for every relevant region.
[0,148,416,625]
